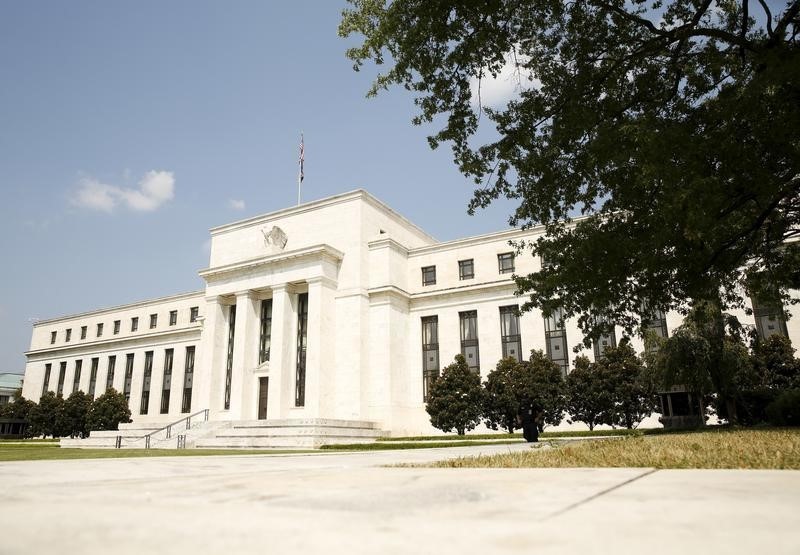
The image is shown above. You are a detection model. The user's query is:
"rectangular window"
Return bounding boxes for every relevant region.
[106,355,116,392]
[224,304,236,410]
[190,306,199,322]
[498,252,515,274]
[459,310,480,372]
[160,348,173,414]
[140,351,153,415]
[421,265,436,286]
[545,307,569,375]
[65,328,72,342]
[72,360,82,393]
[642,305,668,352]
[169,310,177,326]
[295,293,309,407]
[113,320,120,335]
[57,362,66,396]
[88,358,99,398]
[96,323,103,337]
[260,299,273,363]
[51,331,57,344]
[593,316,617,360]
[42,363,51,398]
[131,317,139,332]
[123,354,134,403]
[421,316,439,402]
[149,314,158,329]
[500,305,522,362]
[80,326,87,340]
[458,259,474,280]
[182,346,195,413]
[752,297,789,341]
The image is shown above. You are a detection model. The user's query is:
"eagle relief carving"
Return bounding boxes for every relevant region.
[262,225,288,252]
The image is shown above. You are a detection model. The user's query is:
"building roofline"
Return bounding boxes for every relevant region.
[32,290,205,327]
[208,189,437,243]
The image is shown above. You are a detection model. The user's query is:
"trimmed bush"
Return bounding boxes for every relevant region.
[766,389,800,426]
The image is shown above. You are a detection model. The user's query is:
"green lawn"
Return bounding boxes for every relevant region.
[0,443,314,462]
[417,428,800,469]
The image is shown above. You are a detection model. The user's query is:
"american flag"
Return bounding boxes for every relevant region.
[298,134,304,183]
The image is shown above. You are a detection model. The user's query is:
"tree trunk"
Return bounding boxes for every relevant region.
[698,294,738,424]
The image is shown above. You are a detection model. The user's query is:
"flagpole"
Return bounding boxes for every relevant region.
[297,132,304,206]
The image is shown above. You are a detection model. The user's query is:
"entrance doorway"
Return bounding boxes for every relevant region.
[257,377,269,420]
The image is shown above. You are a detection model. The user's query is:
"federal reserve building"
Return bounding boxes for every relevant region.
[20,190,800,445]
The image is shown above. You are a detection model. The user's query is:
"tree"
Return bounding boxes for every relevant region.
[426,355,485,435]
[565,356,614,431]
[62,391,92,438]
[517,350,566,428]
[341,1,800,409]
[483,357,523,433]
[751,335,800,390]
[27,391,66,438]
[86,388,132,432]
[0,389,35,421]
[598,342,657,429]
[647,303,752,422]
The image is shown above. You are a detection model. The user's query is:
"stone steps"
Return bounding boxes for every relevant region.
[60,418,385,449]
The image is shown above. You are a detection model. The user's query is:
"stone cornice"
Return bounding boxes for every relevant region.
[25,327,201,360]
[198,244,344,282]
[367,236,409,256]
[368,279,517,303]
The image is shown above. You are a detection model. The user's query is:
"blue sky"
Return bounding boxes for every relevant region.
[0,1,519,373]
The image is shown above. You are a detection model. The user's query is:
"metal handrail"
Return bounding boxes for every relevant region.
[139,408,209,448]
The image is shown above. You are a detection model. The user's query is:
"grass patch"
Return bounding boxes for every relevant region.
[377,428,664,442]
[0,443,314,462]
[418,428,800,469]
[320,440,524,451]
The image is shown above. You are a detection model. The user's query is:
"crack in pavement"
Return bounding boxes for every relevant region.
[542,468,660,521]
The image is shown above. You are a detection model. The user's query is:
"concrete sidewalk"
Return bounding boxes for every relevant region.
[1,443,798,554]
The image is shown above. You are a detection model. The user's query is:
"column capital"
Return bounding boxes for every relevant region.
[306,276,337,289]
[271,283,297,295]
[234,290,258,300]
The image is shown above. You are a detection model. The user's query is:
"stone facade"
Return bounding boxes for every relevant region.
[21,190,800,435]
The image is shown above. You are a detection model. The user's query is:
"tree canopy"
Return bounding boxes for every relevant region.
[340,0,800,344]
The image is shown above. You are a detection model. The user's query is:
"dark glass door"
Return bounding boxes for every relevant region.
[258,377,269,420]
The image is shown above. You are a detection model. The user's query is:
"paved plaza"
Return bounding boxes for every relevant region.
[1,443,799,554]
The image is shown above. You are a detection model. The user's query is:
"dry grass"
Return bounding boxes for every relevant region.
[424,429,800,469]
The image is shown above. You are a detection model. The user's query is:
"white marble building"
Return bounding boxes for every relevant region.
[21,190,800,436]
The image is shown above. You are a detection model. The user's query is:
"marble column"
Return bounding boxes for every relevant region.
[303,276,337,418]
[230,290,259,420]
[268,284,295,418]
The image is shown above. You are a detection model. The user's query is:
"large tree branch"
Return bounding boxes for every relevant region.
[758,0,774,37]
[771,1,800,43]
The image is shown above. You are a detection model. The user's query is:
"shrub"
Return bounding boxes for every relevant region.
[86,388,132,431]
[766,389,800,426]
[565,356,613,431]
[483,358,523,433]
[426,355,484,435]
[27,391,66,438]
[63,391,93,438]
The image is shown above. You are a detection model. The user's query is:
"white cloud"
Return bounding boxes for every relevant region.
[470,51,540,108]
[71,170,175,212]
[229,199,246,211]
